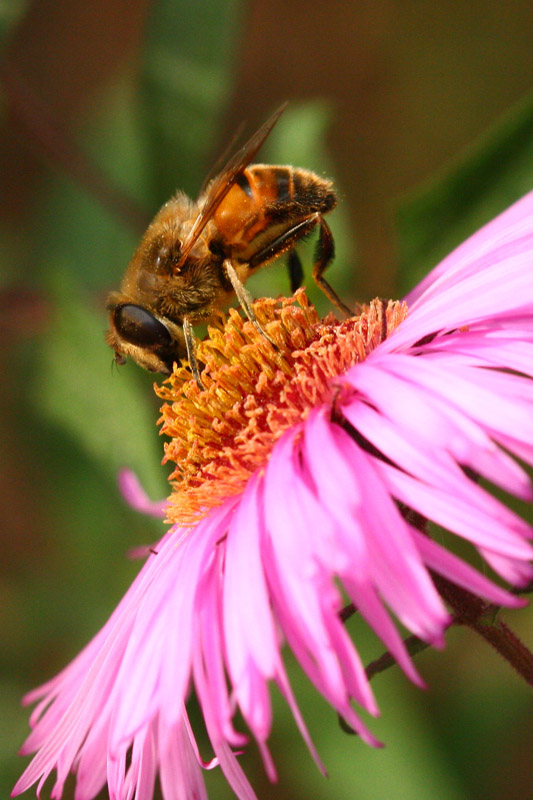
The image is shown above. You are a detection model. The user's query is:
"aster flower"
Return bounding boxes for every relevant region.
[14,192,533,800]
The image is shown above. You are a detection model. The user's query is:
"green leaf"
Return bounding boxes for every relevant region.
[397,92,533,293]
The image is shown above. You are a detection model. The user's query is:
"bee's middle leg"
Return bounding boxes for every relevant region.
[287,250,304,293]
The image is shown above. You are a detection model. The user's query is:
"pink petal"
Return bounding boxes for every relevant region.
[224,474,279,690]
[118,470,167,518]
[413,532,527,607]
[158,716,208,800]
[402,192,533,312]
[304,412,449,642]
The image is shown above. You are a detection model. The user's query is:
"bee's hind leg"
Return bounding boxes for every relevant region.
[312,216,352,317]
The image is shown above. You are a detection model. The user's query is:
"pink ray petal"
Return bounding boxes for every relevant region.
[118,469,167,518]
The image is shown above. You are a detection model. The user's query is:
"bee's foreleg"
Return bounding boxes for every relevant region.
[224,260,277,348]
[182,315,205,390]
[312,216,352,317]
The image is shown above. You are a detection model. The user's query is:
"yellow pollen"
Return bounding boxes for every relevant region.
[157,290,407,526]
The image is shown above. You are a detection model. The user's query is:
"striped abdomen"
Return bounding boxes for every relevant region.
[213,164,337,264]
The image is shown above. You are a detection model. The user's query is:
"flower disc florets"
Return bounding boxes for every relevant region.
[158,290,407,525]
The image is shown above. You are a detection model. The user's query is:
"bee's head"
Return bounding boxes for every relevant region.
[106,297,187,375]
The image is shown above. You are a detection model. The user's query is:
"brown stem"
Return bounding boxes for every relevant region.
[432,574,533,687]
[339,602,356,622]
[365,634,429,680]
[401,507,533,684]
[340,577,533,687]
[338,633,430,735]
[340,507,533,686]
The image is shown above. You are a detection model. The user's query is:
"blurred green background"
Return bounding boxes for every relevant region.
[1,1,532,798]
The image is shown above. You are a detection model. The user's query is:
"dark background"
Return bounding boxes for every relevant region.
[1,1,532,798]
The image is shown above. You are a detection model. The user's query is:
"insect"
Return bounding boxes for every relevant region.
[106,103,350,384]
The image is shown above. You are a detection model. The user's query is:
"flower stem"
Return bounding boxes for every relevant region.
[399,506,533,685]
[432,574,533,686]
[365,634,429,680]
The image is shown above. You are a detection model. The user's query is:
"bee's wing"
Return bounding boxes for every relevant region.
[175,102,288,270]
[197,121,245,198]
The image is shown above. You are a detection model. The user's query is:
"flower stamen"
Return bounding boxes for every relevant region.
[158,290,407,525]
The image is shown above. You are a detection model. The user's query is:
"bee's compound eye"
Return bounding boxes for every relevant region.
[114,304,172,348]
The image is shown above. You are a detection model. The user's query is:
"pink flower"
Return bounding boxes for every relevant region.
[14,193,533,800]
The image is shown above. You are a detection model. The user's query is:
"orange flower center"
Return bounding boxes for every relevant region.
[157,290,407,526]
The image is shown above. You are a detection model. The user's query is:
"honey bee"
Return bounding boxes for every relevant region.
[106,103,349,384]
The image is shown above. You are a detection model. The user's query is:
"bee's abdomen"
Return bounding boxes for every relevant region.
[247,165,337,217]
[213,164,336,253]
